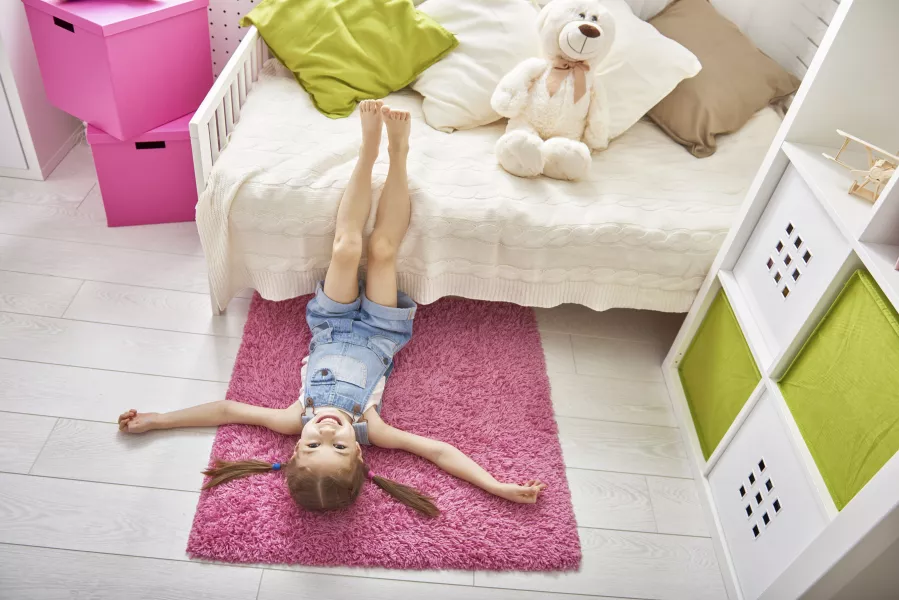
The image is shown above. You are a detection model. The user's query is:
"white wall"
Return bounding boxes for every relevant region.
[786,0,899,149]
[0,0,81,177]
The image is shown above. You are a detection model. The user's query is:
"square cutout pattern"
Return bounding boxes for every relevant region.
[738,456,783,540]
[766,223,811,300]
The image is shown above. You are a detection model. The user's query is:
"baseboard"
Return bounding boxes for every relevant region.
[0,163,41,180]
[0,125,83,181]
[39,124,84,179]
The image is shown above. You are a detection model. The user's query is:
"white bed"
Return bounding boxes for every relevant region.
[196,54,781,313]
[197,54,780,312]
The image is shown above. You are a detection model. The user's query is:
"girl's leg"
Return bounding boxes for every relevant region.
[365,106,411,307]
[323,99,383,304]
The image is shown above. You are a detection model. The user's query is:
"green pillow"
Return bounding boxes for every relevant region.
[241,0,458,118]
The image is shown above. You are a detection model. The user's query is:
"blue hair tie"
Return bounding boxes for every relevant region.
[271,462,281,471]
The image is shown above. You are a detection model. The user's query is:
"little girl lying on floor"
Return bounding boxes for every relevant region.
[119,101,546,517]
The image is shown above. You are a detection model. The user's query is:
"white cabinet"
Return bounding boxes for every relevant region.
[0,1,81,180]
[0,81,28,170]
[708,392,828,600]
[664,1,899,599]
[733,165,852,365]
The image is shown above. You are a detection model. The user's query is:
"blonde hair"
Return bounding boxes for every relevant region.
[203,458,439,517]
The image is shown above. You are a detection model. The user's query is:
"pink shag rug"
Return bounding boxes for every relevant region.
[187,294,581,571]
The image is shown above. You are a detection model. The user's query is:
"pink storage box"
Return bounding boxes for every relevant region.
[88,114,197,227]
[23,0,213,141]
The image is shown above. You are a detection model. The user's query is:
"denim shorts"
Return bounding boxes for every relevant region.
[305,281,416,367]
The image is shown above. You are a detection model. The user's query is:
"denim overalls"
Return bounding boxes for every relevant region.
[299,282,416,444]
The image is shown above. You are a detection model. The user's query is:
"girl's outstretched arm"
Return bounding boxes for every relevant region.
[118,401,304,435]
[365,408,546,504]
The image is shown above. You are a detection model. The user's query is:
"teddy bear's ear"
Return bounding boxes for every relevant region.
[535,1,553,33]
[597,7,617,45]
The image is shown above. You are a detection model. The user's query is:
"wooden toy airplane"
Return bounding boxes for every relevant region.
[823,130,898,203]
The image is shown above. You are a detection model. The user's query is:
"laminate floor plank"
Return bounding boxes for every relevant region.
[0,144,96,206]
[647,476,710,537]
[0,271,83,317]
[0,544,263,600]
[31,419,214,492]
[0,234,209,294]
[475,528,726,600]
[558,416,690,478]
[0,194,203,257]
[570,334,664,382]
[0,359,229,423]
[0,473,199,561]
[0,412,57,473]
[535,305,685,347]
[567,468,656,533]
[272,564,474,587]
[0,313,239,382]
[259,568,626,600]
[549,371,677,427]
[64,281,251,338]
[540,331,576,374]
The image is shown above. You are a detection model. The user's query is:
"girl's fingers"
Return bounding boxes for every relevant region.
[118,410,139,430]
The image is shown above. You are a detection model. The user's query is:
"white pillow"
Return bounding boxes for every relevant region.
[598,0,702,139]
[413,0,541,133]
[536,0,674,19]
[620,0,676,19]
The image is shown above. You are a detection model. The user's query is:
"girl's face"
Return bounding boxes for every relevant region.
[292,408,361,473]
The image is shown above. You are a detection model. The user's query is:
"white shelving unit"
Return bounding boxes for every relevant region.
[663,1,899,599]
[782,142,874,239]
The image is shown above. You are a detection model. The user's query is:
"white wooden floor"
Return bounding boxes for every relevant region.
[0,144,728,600]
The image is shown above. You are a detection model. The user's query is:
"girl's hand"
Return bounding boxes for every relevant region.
[118,409,159,433]
[494,480,547,504]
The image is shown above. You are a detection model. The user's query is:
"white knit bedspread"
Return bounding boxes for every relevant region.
[197,60,781,313]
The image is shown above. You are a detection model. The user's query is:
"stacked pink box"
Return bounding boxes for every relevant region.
[23,0,213,226]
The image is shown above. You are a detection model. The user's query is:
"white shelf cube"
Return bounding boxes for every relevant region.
[708,392,828,600]
[733,164,852,363]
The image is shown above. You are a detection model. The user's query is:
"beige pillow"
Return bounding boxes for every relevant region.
[647,0,800,157]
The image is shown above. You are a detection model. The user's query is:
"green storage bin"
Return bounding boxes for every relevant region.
[780,270,899,510]
[680,289,761,459]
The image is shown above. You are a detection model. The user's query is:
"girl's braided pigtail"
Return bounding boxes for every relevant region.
[365,466,439,517]
[202,459,282,489]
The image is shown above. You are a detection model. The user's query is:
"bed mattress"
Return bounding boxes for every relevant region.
[198,60,782,312]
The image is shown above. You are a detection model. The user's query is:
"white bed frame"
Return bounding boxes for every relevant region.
[190,27,268,201]
[189,1,822,315]
[190,27,267,315]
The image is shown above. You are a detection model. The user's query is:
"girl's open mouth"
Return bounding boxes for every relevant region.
[316,414,342,425]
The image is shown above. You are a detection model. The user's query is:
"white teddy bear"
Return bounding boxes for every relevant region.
[491,0,616,181]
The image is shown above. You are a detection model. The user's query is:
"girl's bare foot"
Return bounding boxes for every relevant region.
[358,99,383,163]
[381,106,410,156]
[118,409,160,434]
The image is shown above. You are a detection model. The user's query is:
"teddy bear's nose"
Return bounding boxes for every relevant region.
[578,23,600,38]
